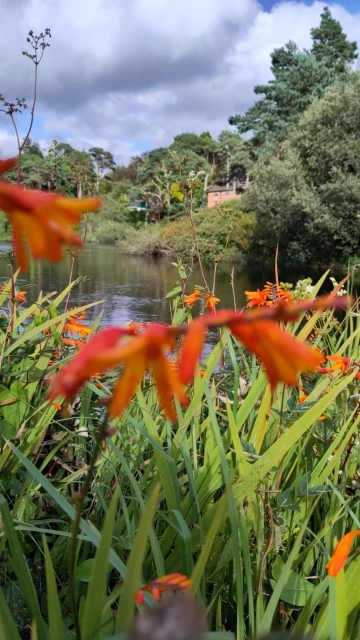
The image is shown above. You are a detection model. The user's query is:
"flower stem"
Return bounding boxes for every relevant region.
[185,194,209,291]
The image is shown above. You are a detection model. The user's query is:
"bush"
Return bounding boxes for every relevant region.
[86,195,131,243]
[159,199,255,261]
[117,223,172,256]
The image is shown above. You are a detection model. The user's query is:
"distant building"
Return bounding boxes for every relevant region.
[128,199,149,213]
[128,199,160,222]
[207,180,246,208]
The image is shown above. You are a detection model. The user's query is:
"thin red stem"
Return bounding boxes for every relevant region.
[186,194,209,291]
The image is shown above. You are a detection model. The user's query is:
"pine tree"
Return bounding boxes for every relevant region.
[311,6,357,73]
[229,8,357,150]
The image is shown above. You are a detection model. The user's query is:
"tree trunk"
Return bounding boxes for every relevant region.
[201,173,210,208]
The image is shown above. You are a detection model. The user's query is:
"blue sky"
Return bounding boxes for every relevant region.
[1,0,360,163]
[260,0,359,12]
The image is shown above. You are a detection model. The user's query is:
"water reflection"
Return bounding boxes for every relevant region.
[0,244,261,326]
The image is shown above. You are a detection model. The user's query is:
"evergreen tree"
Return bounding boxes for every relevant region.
[230,43,331,147]
[229,8,357,149]
[311,6,357,73]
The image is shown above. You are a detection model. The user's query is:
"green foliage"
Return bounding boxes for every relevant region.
[0,274,359,638]
[159,199,255,262]
[243,72,360,268]
[311,6,358,73]
[230,7,357,150]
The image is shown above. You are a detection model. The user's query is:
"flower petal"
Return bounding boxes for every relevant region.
[326,530,360,576]
[109,354,146,418]
[230,319,322,388]
[178,318,207,385]
[151,352,188,421]
[49,327,131,399]
[0,158,17,176]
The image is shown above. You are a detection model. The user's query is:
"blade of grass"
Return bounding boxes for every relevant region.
[0,496,47,640]
[7,442,127,575]
[82,491,119,640]
[114,484,160,633]
[0,588,22,640]
[205,385,245,640]
[43,536,64,640]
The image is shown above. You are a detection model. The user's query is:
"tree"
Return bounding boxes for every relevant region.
[217,130,249,185]
[111,154,147,183]
[229,8,357,149]
[311,6,357,73]
[243,71,360,268]
[89,147,115,193]
[22,138,43,157]
[230,42,332,148]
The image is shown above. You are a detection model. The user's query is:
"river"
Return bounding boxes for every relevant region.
[0,244,265,326]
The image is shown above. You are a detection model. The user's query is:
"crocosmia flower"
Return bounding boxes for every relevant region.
[205,293,220,313]
[184,288,202,308]
[0,157,101,271]
[136,573,192,605]
[326,530,360,576]
[326,354,351,374]
[49,294,351,423]
[49,324,188,421]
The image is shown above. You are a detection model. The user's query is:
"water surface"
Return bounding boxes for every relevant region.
[0,244,263,326]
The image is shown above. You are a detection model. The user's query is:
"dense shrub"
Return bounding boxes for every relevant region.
[159,199,255,261]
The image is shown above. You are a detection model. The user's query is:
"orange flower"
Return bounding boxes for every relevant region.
[126,321,144,332]
[228,318,322,390]
[205,293,220,313]
[184,288,202,308]
[245,288,269,307]
[245,283,292,308]
[326,354,351,374]
[49,295,350,420]
[355,372,360,380]
[49,324,188,421]
[0,158,101,271]
[0,284,26,302]
[316,366,334,378]
[61,337,85,349]
[326,530,360,576]
[49,328,132,398]
[136,573,192,605]
[63,315,92,338]
[178,301,331,388]
[298,394,308,404]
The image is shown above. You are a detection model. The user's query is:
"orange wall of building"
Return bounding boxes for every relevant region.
[207,191,242,208]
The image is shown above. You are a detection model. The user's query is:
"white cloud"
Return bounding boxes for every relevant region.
[0,0,359,162]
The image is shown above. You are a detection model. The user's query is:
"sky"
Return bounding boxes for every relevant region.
[0,0,359,164]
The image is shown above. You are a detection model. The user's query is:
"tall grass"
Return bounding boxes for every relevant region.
[0,272,359,639]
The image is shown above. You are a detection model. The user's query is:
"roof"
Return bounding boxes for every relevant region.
[207,183,246,193]
[207,185,230,193]
[128,200,148,209]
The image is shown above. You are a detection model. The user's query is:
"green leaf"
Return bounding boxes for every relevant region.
[0,495,47,640]
[75,559,95,583]
[0,587,22,640]
[191,495,227,592]
[0,381,27,438]
[43,536,64,640]
[7,443,127,576]
[297,471,312,496]
[114,484,160,633]
[81,491,118,640]
[271,556,315,606]
[165,284,182,298]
